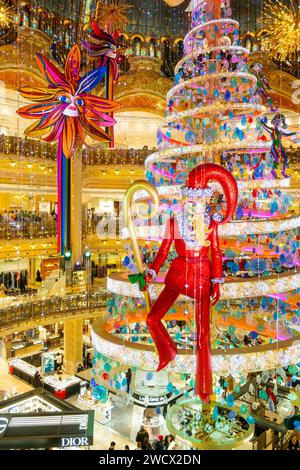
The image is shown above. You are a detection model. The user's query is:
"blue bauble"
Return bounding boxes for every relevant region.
[123,256,130,267]
[93,385,108,403]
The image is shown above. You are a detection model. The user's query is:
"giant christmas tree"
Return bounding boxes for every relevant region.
[91,0,300,449]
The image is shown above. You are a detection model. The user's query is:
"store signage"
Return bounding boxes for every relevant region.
[0,410,94,449]
[134,394,168,405]
[41,352,55,374]
[0,418,8,437]
[61,437,89,447]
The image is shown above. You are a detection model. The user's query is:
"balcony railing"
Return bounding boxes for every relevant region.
[82,146,152,166]
[1,135,298,167]
[0,220,57,240]
[0,290,107,333]
[0,135,152,166]
[0,135,57,161]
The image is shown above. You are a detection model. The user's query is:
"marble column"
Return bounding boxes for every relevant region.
[1,335,12,359]
[63,318,83,375]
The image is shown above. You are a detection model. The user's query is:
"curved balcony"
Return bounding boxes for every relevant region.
[82,147,152,166]
[0,135,56,161]
[0,290,107,336]
[0,135,153,166]
[1,135,299,168]
[2,135,299,177]
[0,220,56,240]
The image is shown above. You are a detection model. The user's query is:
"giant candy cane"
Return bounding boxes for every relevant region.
[123,181,159,312]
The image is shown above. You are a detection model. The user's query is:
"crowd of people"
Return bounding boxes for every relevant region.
[108,427,177,451]
[0,209,57,223]
[216,329,264,350]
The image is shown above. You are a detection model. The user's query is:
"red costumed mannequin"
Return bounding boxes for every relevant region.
[145,164,238,403]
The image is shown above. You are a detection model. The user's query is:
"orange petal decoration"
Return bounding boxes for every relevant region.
[17,44,120,155]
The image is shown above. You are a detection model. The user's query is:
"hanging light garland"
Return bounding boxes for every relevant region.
[261,0,300,62]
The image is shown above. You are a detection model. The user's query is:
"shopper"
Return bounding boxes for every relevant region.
[134,441,142,450]
[266,387,277,406]
[167,434,176,450]
[142,437,152,450]
[33,370,41,388]
[55,352,63,370]
[152,435,164,450]
[124,445,130,450]
[271,418,280,449]
[77,363,84,373]
[125,367,132,393]
[135,425,149,446]
[19,273,26,294]
[35,270,42,283]
[56,365,63,379]
[86,352,93,369]
[108,441,116,451]
[288,435,299,451]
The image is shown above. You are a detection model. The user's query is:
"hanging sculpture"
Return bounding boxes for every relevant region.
[82,20,125,147]
[260,113,297,178]
[250,63,277,112]
[126,164,238,403]
[17,45,120,253]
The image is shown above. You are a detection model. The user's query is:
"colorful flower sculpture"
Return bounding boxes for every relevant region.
[82,20,120,81]
[82,20,125,147]
[17,45,120,254]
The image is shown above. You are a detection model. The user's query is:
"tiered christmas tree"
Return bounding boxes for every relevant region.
[91,0,300,449]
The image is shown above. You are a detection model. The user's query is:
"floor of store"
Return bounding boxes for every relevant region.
[0,356,295,451]
[0,356,136,449]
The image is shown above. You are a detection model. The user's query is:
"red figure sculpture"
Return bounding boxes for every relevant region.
[145,164,238,403]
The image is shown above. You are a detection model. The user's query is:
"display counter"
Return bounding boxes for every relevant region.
[9,358,40,387]
[132,368,173,406]
[77,393,113,424]
[43,375,83,399]
[9,358,85,399]
[11,339,43,358]
[142,407,165,437]
[46,334,62,349]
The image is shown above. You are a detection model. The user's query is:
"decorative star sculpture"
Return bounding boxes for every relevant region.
[17,44,120,157]
[17,45,120,254]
